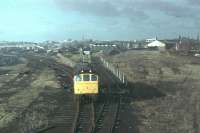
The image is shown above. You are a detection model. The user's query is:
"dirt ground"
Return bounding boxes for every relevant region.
[105,50,200,133]
[0,53,73,133]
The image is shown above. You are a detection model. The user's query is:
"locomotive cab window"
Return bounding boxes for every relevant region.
[91,74,97,81]
[75,75,81,81]
[83,74,90,81]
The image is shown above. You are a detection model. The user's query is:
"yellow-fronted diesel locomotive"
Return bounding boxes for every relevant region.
[73,69,98,95]
[73,47,99,102]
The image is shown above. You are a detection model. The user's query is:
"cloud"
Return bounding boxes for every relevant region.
[54,0,200,24]
[57,0,119,17]
[53,0,200,36]
[134,0,196,18]
[54,0,148,21]
[188,0,200,5]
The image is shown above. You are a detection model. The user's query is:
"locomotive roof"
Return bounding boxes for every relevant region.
[74,63,96,74]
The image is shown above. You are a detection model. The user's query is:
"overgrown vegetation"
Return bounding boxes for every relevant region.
[105,50,200,133]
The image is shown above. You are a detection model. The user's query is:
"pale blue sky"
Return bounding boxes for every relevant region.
[0,0,200,41]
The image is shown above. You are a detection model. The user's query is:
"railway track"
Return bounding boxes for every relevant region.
[33,56,133,133]
[40,93,78,133]
[17,55,76,133]
[38,56,133,133]
[73,102,95,133]
[71,96,121,133]
[92,95,121,133]
[35,57,76,133]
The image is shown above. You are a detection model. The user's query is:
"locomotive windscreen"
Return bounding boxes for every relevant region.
[74,63,96,74]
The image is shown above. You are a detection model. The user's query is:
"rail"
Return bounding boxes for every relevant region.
[91,95,121,133]
[73,102,95,133]
[71,99,80,133]
[111,96,121,133]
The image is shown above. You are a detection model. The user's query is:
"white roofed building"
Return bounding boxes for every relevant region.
[147,40,166,51]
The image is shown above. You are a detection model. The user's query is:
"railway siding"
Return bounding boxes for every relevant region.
[41,92,78,133]
[0,67,60,132]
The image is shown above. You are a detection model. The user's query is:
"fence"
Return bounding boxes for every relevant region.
[100,57,127,85]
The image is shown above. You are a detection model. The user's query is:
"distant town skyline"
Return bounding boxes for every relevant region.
[0,0,200,41]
